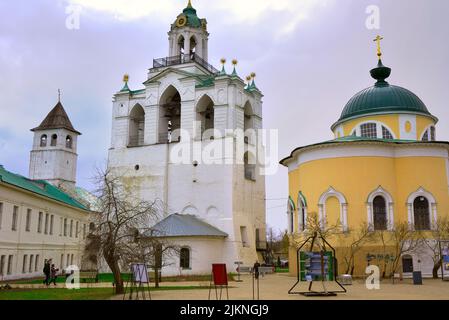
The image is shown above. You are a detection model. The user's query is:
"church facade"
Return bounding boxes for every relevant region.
[281,46,449,278]
[107,1,266,275]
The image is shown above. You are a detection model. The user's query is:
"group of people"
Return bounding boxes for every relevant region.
[42,259,59,286]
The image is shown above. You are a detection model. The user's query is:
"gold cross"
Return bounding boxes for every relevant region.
[373,35,384,59]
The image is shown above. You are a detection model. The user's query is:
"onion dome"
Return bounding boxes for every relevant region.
[173,0,207,30]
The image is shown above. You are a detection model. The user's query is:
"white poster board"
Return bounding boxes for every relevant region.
[131,263,149,284]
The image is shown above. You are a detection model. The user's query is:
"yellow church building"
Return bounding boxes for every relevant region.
[280,40,449,278]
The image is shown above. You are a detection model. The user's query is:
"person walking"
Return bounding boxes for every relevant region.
[43,259,51,286]
[50,264,59,286]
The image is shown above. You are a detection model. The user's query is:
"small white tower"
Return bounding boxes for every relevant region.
[168,0,209,61]
[29,97,81,190]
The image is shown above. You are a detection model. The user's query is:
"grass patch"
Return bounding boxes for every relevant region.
[0,286,210,300]
[275,267,289,273]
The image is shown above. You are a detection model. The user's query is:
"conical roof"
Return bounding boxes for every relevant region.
[31,101,81,135]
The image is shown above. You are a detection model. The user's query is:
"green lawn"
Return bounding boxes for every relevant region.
[0,286,209,300]
[275,267,289,273]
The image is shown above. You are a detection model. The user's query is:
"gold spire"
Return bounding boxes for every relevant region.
[58,89,61,102]
[373,35,384,60]
[187,0,192,8]
[123,74,129,83]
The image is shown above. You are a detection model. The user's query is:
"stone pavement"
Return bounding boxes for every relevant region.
[111,273,449,300]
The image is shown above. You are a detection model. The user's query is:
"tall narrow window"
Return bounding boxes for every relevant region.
[60,217,63,236]
[40,134,47,147]
[22,255,28,274]
[60,254,64,269]
[244,152,256,181]
[0,255,5,276]
[128,105,145,147]
[0,202,4,230]
[430,126,436,141]
[50,215,54,235]
[66,135,73,149]
[70,220,73,237]
[29,255,34,273]
[71,254,74,266]
[12,206,18,231]
[51,134,57,146]
[373,196,387,230]
[35,255,39,272]
[64,218,67,236]
[7,255,13,275]
[240,226,249,247]
[25,209,32,232]
[414,197,431,230]
[83,224,86,239]
[360,123,377,138]
[38,212,43,233]
[66,254,70,267]
[180,248,190,269]
[44,213,49,234]
[75,221,79,238]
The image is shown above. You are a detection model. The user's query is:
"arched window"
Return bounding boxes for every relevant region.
[382,126,394,140]
[196,95,214,140]
[373,196,387,230]
[159,86,181,144]
[178,35,185,54]
[128,104,145,147]
[66,135,73,149]
[180,247,190,269]
[298,193,307,232]
[244,101,255,144]
[318,187,348,231]
[40,135,47,147]
[422,126,436,142]
[190,36,197,57]
[51,134,57,146]
[360,123,377,138]
[287,198,295,234]
[413,196,431,230]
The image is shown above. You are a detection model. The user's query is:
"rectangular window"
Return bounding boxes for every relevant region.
[0,255,5,276]
[38,212,43,233]
[50,215,54,235]
[22,255,28,274]
[0,202,3,230]
[26,209,32,232]
[35,255,39,272]
[75,221,79,238]
[64,218,67,236]
[7,255,13,275]
[70,220,73,237]
[29,255,34,273]
[12,206,19,231]
[66,254,70,267]
[71,254,74,266]
[240,226,249,247]
[83,224,86,239]
[360,123,377,138]
[44,213,49,234]
[60,254,64,270]
[60,217,63,236]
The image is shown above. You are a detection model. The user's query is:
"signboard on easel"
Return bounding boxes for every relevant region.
[299,251,334,282]
[131,263,149,284]
[209,264,229,300]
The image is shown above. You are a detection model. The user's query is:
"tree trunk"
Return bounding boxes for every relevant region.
[105,252,124,294]
[433,260,442,279]
[154,268,160,288]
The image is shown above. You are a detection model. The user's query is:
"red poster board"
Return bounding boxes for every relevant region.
[212,264,228,286]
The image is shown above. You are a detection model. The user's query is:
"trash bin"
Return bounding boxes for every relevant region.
[339,274,352,285]
[413,271,423,285]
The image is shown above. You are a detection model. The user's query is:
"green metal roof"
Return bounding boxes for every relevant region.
[0,165,88,211]
[280,136,449,166]
[335,60,434,126]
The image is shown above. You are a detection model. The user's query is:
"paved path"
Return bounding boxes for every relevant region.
[111,274,449,300]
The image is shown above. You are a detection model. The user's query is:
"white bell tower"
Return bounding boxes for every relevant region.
[29,98,80,190]
[168,0,209,61]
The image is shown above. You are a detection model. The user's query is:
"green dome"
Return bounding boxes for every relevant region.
[174,1,205,29]
[337,61,432,123]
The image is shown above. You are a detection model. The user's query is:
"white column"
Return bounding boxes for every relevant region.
[366,203,373,231]
[407,203,414,230]
[388,203,394,230]
[342,203,348,232]
[432,203,438,231]
[318,204,325,230]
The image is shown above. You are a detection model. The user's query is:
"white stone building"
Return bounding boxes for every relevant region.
[0,100,93,281]
[107,1,267,276]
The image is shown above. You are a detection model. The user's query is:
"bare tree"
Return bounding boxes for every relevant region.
[419,217,449,278]
[340,222,375,275]
[295,212,340,251]
[388,222,422,283]
[91,168,165,294]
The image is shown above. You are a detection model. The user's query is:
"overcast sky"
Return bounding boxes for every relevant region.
[1,0,448,233]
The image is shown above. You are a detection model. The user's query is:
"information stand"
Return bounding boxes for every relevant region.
[208,264,229,300]
[288,232,346,297]
[439,240,449,281]
[123,263,152,300]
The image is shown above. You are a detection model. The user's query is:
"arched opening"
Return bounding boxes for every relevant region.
[318,187,348,231]
[402,255,414,273]
[325,196,340,227]
[413,196,431,230]
[196,95,214,140]
[381,126,394,140]
[66,135,73,149]
[422,126,436,141]
[287,199,294,234]
[190,36,197,57]
[178,35,185,55]
[244,101,255,144]
[159,86,181,144]
[373,196,387,230]
[51,134,57,146]
[40,134,47,147]
[244,151,256,181]
[360,123,377,138]
[129,104,145,147]
[180,247,190,269]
